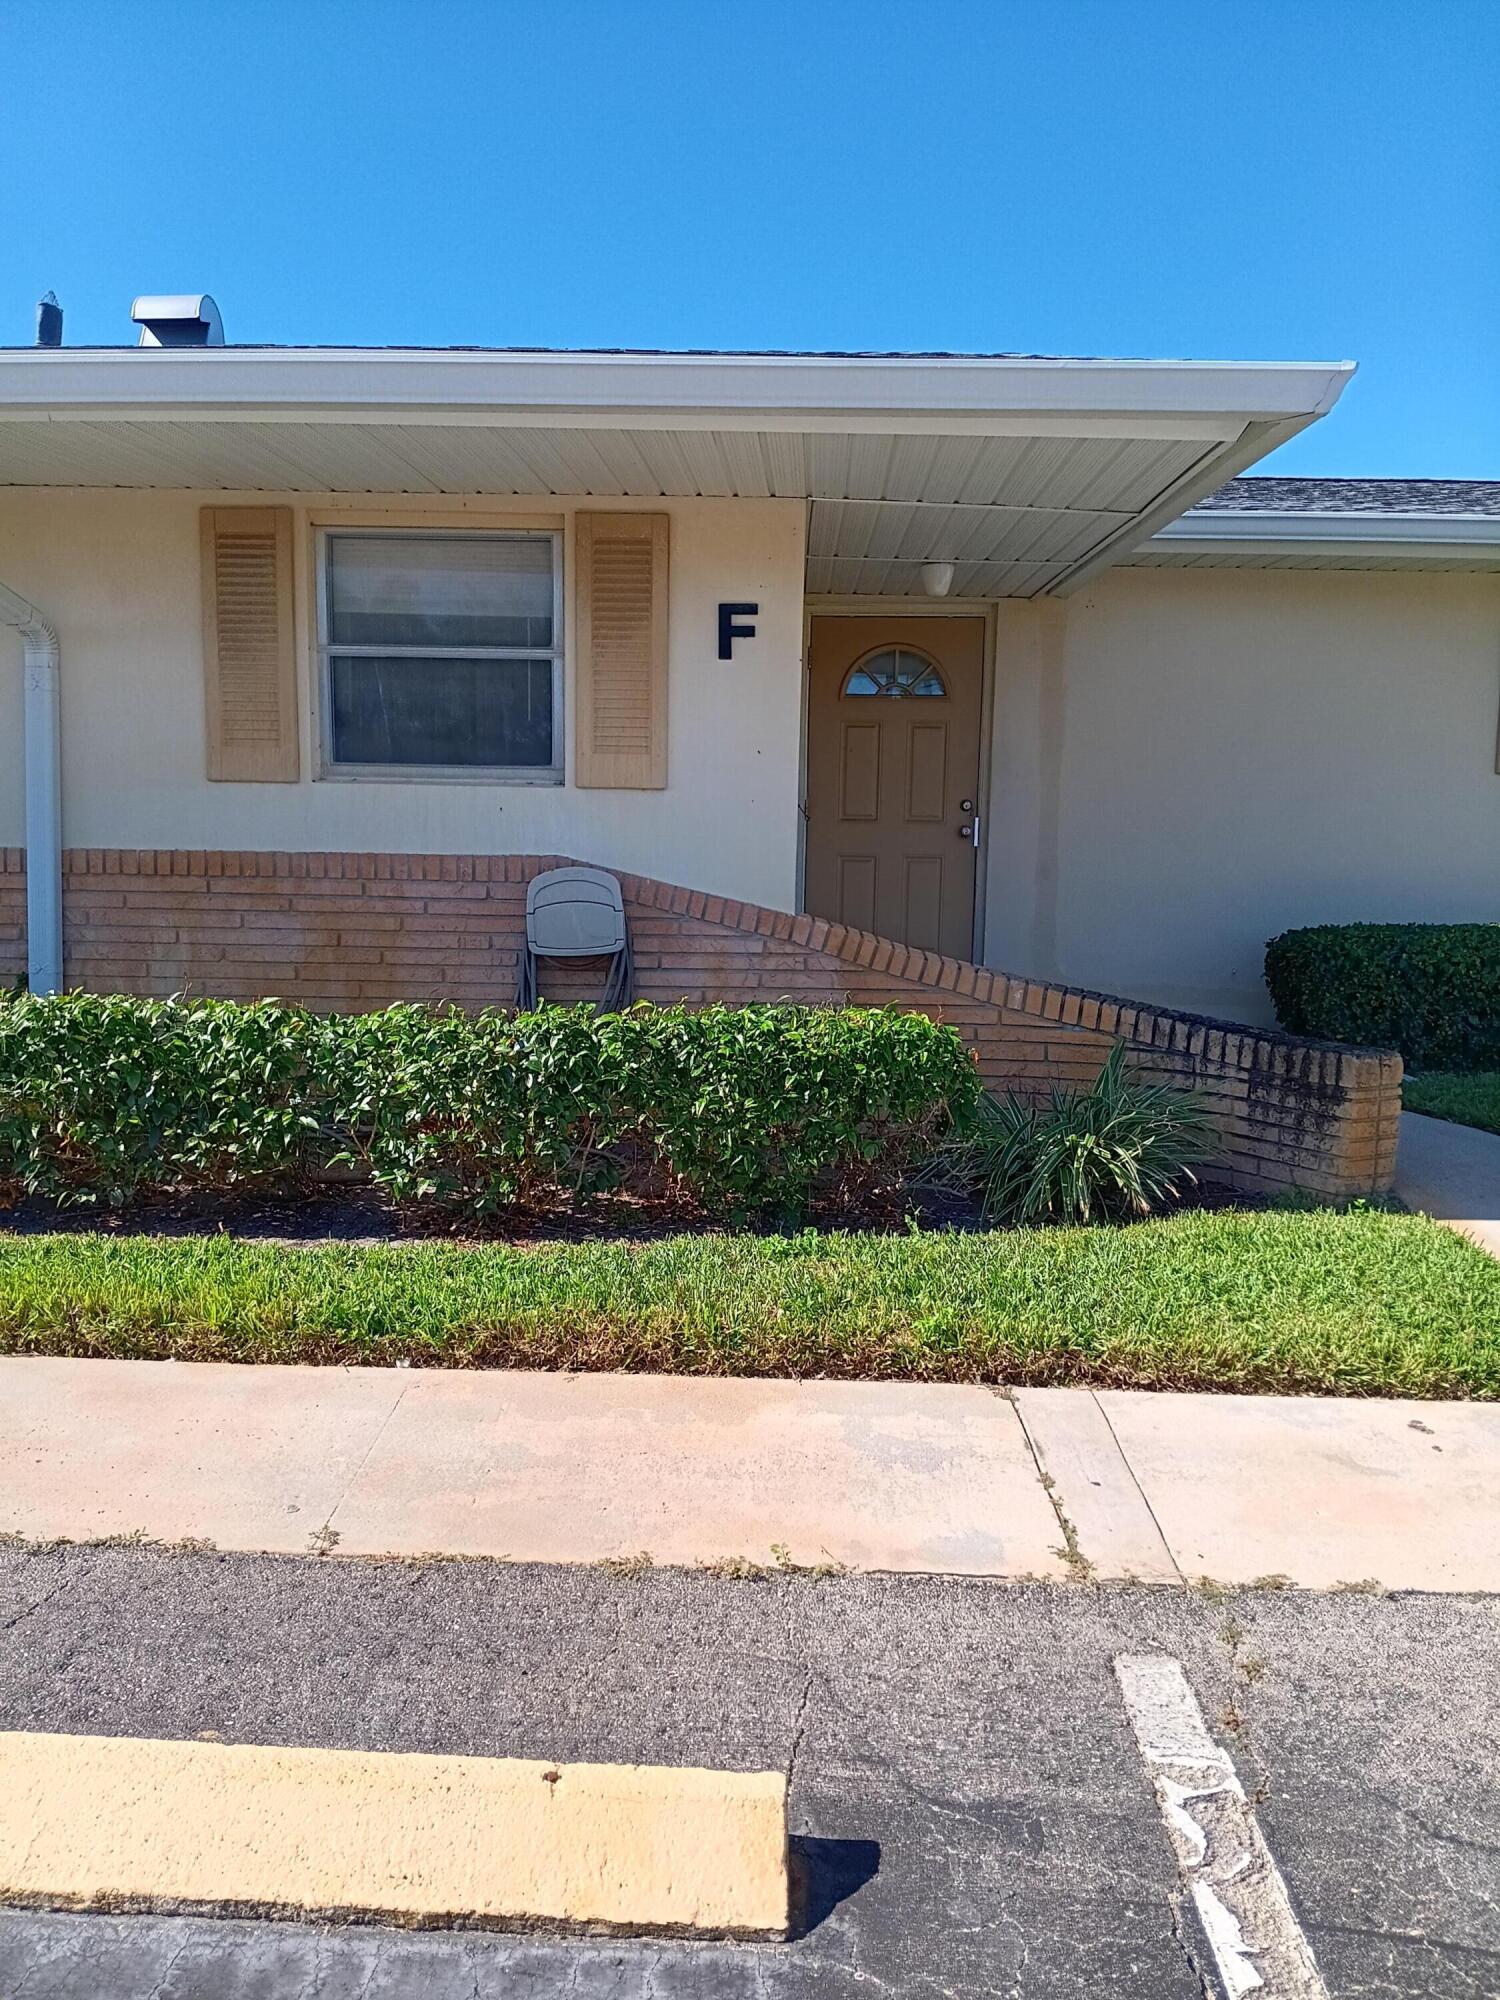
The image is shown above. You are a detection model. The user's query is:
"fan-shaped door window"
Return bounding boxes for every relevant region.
[842,647,947,698]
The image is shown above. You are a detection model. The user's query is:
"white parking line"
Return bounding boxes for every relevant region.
[1114,1655,1327,1999]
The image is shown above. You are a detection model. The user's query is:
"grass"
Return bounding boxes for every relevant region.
[1404,1071,1500,1138]
[0,1206,1497,1397]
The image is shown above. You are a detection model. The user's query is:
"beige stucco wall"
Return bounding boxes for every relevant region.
[0,487,807,909]
[986,567,1500,1025]
[3,490,1498,1033]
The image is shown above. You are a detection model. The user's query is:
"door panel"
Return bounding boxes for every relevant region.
[805,617,984,958]
[906,722,948,822]
[840,724,881,821]
[838,855,877,933]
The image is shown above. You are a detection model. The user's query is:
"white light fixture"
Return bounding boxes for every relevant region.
[919,560,955,598]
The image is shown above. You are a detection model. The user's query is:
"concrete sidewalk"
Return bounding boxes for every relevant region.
[3,1357,1498,1592]
[1395,1108,1500,1259]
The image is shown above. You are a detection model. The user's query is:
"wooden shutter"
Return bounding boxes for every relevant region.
[574,512,668,788]
[200,507,299,781]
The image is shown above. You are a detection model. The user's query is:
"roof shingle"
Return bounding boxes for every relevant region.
[1194,477,1500,518]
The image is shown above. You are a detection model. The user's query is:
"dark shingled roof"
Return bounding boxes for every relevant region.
[1194,477,1500,518]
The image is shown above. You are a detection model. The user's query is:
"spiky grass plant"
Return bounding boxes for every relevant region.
[967,1044,1214,1226]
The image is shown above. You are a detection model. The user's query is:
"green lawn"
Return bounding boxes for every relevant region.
[0,1208,1496,1397]
[1404,1071,1500,1138]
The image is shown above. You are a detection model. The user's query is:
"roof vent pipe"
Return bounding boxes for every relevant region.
[35,293,62,347]
[130,293,224,347]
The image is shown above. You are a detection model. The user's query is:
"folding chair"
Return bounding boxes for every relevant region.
[515,866,634,1012]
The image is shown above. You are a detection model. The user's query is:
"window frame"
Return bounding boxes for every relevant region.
[314,525,565,785]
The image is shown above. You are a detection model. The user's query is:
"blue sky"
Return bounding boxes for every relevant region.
[6,0,1497,475]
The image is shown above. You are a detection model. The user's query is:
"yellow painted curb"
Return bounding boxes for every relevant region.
[0,1732,789,1937]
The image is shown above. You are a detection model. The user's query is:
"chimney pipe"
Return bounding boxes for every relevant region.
[35,293,62,347]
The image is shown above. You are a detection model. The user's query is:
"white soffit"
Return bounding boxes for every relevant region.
[0,347,1356,598]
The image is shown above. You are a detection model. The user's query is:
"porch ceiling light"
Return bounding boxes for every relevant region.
[920,560,956,598]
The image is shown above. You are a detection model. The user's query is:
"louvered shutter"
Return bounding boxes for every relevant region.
[573,512,668,789]
[200,507,300,781]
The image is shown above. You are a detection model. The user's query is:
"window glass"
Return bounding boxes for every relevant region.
[843,648,946,697]
[330,656,554,767]
[328,535,553,649]
[321,532,560,774]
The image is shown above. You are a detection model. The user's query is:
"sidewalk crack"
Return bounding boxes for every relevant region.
[317,1378,412,1550]
[1090,1390,1184,1583]
[1012,1398,1096,1583]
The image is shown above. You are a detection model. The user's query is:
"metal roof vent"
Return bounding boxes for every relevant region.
[130,293,224,347]
[36,292,63,347]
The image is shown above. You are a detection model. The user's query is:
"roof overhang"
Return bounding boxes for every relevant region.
[1136,507,1500,571]
[0,347,1356,597]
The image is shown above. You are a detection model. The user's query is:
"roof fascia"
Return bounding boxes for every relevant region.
[1154,510,1500,549]
[0,403,1249,442]
[0,348,1357,430]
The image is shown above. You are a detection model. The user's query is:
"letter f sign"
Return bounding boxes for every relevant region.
[718,602,758,661]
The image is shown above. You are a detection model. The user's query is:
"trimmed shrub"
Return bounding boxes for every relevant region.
[1265,923,1500,1070]
[0,995,979,1219]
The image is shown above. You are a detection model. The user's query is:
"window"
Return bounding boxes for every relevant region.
[318,531,563,779]
[842,647,946,698]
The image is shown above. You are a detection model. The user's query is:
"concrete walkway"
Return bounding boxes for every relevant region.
[1395,1108,1500,1258]
[3,1357,1498,1592]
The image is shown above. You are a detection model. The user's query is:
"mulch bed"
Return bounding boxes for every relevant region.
[0,1176,1268,1248]
[0,1182,992,1247]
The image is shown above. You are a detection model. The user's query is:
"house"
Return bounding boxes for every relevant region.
[3,297,1497,1197]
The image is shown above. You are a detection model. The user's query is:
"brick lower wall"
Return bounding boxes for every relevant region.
[0,846,1402,1199]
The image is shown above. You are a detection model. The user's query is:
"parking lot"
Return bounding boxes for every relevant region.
[2,1548,1496,1997]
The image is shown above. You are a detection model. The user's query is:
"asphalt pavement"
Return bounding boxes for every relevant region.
[0,1547,1496,1997]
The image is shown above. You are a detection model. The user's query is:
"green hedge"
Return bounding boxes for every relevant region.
[0,995,979,1219]
[1265,923,1500,1070]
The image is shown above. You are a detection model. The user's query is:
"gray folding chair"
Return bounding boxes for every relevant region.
[515,866,634,1012]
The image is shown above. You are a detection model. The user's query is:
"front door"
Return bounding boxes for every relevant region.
[804,616,984,957]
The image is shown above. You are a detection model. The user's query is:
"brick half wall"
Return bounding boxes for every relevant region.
[0,847,1402,1199]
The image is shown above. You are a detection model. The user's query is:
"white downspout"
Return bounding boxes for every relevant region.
[0,581,62,994]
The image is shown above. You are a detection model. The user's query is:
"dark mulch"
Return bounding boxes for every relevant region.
[0,1181,991,1247]
[0,1175,1271,1249]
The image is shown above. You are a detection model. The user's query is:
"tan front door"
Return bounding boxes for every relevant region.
[805,616,984,957]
